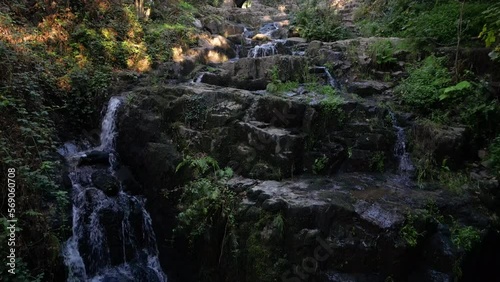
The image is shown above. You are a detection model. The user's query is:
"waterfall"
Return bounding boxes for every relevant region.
[311,66,340,89]
[389,111,415,182]
[62,97,167,282]
[99,97,122,152]
[259,22,280,38]
[194,72,206,83]
[248,42,279,58]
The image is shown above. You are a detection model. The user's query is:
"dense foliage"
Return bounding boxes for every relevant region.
[1,0,499,279]
[0,0,205,279]
[292,1,350,41]
[356,0,494,46]
[396,54,500,143]
[479,3,500,60]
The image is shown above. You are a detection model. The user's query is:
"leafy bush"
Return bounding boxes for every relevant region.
[451,223,481,252]
[356,0,490,46]
[368,40,398,66]
[400,213,423,247]
[174,155,239,250]
[395,55,452,113]
[479,3,500,60]
[313,155,329,174]
[292,4,350,41]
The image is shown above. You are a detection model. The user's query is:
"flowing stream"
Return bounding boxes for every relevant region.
[61,97,167,282]
[389,111,415,182]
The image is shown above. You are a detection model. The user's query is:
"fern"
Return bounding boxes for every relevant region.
[176,155,220,175]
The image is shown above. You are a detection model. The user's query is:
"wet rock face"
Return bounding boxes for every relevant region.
[200,55,308,90]
[347,80,390,97]
[232,174,488,282]
[117,84,397,181]
[91,171,120,196]
[115,84,493,281]
[410,122,469,169]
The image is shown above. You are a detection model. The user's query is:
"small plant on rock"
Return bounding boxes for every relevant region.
[266,66,299,94]
[313,155,329,174]
[400,213,423,247]
[368,40,397,67]
[174,154,240,261]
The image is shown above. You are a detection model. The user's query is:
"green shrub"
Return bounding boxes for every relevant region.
[313,155,329,174]
[174,155,239,248]
[395,55,452,113]
[479,3,500,60]
[306,83,337,96]
[292,4,350,41]
[368,40,398,66]
[451,223,481,252]
[402,2,488,45]
[356,0,490,46]
[400,213,422,247]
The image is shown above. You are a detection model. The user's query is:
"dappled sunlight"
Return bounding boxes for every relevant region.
[198,34,232,49]
[172,46,185,62]
[121,5,151,72]
[172,32,233,64]
[330,0,355,9]
[171,45,230,64]
[262,15,273,21]
[0,10,74,53]
[124,41,151,72]
[208,35,228,48]
[205,50,228,63]
[101,28,118,40]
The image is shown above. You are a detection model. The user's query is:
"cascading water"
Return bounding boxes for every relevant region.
[247,22,284,58]
[389,111,415,182]
[313,66,339,89]
[61,97,167,282]
[194,72,207,83]
[248,42,279,58]
[259,22,280,37]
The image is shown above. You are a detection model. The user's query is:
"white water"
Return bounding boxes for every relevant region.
[389,111,415,180]
[194,72,206,83]
[248,42,279,58]
[99,97,122,152]
[313,66,339,89]
[259,22,280,38]
[62,97,167,282]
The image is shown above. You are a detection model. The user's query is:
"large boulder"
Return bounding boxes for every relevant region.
[347,80,390,97]
[78,150,109,166]
[117,84,397,180]
[200,56,308,90]
[91,171,120,196]
[410,122,470,169]
[227,174,488,281]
